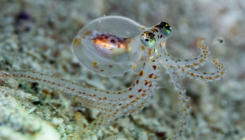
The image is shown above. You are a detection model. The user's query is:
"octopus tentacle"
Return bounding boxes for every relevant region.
[159,38,209,69]
[182,56,226,82]
[165,66,191,140]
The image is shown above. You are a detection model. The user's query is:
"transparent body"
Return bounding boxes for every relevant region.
[72,16,147,76]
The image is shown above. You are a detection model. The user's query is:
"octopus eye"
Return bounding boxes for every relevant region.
[158,22,172,37]
[140,31,156,47]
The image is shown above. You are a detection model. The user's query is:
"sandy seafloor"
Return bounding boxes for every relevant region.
[0,0,245,140]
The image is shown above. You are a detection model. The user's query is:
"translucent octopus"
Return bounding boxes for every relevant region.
[6,16,226,139]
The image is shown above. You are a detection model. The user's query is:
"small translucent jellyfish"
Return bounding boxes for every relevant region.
[213,37,225,46]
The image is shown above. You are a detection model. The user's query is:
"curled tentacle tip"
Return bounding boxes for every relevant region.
[200,38,205,41]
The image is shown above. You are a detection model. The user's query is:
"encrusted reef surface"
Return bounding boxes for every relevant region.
[0,0,245,140]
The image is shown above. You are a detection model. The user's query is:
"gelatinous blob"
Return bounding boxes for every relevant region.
[72,16,147,77]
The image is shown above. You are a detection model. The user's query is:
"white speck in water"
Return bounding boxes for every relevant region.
[213,37,225,45]
[99,20,101,23]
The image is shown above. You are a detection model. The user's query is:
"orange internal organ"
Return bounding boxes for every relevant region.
[92,33,130,57]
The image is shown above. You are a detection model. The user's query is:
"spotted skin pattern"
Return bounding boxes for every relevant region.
[5,16,226,139]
